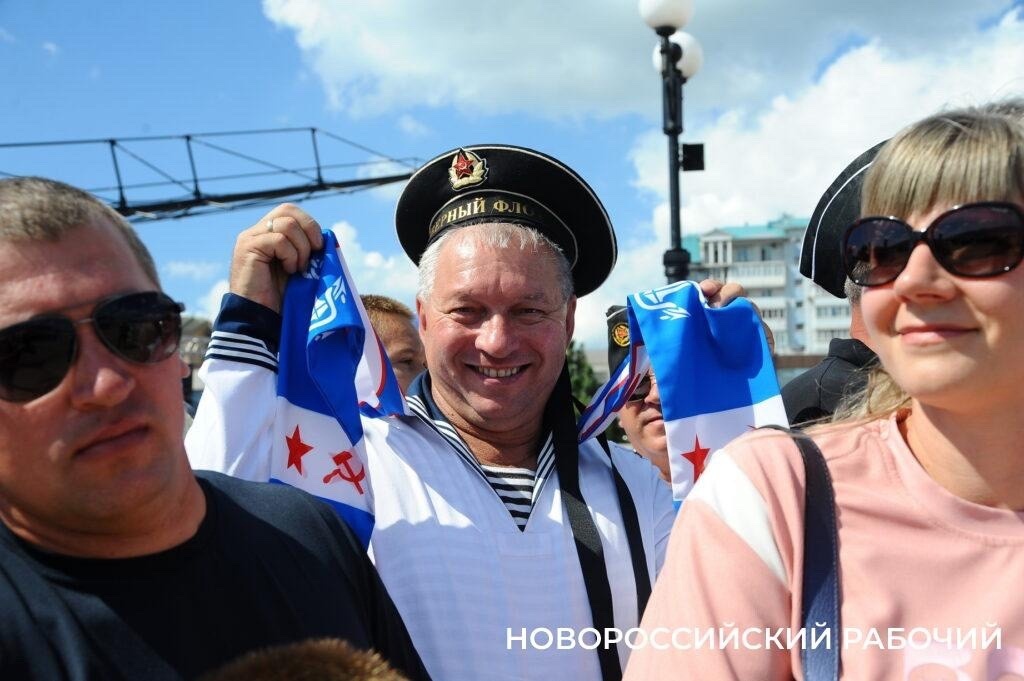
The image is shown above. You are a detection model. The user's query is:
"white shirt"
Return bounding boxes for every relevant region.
[187,317,675,681]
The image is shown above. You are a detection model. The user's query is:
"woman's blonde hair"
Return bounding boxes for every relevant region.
[833,99,1024,423]
[862,99,1024,218]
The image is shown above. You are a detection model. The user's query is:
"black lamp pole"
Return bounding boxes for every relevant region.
[658,28,690,283]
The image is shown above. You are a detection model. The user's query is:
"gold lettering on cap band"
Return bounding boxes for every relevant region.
[428,194,544,239]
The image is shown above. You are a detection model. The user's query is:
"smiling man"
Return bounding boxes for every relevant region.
[183,145,756,680]
[0,178,427,681]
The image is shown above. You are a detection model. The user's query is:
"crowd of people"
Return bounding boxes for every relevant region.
[0,98,1021,680]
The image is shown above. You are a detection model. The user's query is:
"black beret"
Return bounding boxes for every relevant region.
[800,140,887,299]
[606,305,630,373]
[395,144,617,297]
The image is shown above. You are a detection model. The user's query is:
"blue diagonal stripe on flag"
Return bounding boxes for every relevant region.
[580,281,787,503]
[271,230,406,547]
[577,344,650,443]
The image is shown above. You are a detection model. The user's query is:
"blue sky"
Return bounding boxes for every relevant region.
[2,0,1022,347]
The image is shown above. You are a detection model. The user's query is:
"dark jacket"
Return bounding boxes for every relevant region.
[781,338,878,427]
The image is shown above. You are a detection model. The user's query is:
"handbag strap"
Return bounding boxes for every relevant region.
[765,426,841,681]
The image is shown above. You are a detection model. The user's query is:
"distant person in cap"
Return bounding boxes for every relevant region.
[781,142,883,426]
[606,306,669,483]
[188,144,748,680]
[360,294,425,393]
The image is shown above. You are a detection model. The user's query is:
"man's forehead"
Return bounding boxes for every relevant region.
[441,228,560,268]
[0,222,148,322]
[441,287,554,302]
[376,312,419,338]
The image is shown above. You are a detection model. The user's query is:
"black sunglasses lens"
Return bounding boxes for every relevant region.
[0,318,76,402]
[94,292,183,364]
[628,374,652,403]
[932,205,1024,277]
[844,219,915,286]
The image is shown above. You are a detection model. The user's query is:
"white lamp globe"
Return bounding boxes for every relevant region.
[651,31,703,79]
[638,0,694,31]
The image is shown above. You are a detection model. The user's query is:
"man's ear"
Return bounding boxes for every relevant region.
[416,296,428,340]
[564,295,577,344]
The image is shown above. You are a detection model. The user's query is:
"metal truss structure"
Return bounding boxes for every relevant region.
[0,127,419,222]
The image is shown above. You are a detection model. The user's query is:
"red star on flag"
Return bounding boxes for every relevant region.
[453,152,475,178]
[285,425,314,475]
[682,435,711,480]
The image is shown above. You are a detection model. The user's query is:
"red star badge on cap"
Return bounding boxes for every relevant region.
[285,425,314,475]
[453,151,475,178]
[682,435,711,480]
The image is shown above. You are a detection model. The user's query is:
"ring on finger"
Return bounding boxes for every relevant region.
[266,219,275,233]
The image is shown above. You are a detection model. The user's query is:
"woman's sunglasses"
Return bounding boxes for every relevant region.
[841,201,1024,287]
[0,291,184,402]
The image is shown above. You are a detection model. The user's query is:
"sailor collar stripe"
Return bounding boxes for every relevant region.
[405,392,555,528]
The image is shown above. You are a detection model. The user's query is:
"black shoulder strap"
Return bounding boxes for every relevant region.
[765,425,841,681]
[550,366,620,681]
[587,421,653,619]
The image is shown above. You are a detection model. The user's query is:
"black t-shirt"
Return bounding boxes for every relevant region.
[0,471,429,681]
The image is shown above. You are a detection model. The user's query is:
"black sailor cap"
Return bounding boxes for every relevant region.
[606,305,630,374]
[800,140,887,299]
[395,144,617,297]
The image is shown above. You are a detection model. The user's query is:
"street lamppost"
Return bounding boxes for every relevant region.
[639,0,703,283]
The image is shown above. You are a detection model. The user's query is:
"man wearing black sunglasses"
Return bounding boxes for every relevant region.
[606,306,670,483]
[0,178,427,680]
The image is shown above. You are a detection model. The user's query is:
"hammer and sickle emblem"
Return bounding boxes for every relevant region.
[322,450,366,495]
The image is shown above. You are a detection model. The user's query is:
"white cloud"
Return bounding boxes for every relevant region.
[330,220,420,305]
[195,279,230,322]
[263,0,1014,120]
[262,0,1024,349]
[165,260,223,281]
[185,227,419,322]
[263,0,659,118]
[571,7,1024,349]
[354,156,414,203]
[41,41,58,57]
[398,114,430,137]
[678,9,1024,233]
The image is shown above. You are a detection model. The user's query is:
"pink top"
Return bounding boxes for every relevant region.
[624,414,1024,680]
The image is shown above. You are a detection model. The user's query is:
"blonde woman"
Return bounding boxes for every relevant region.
[625,100,1024,680]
